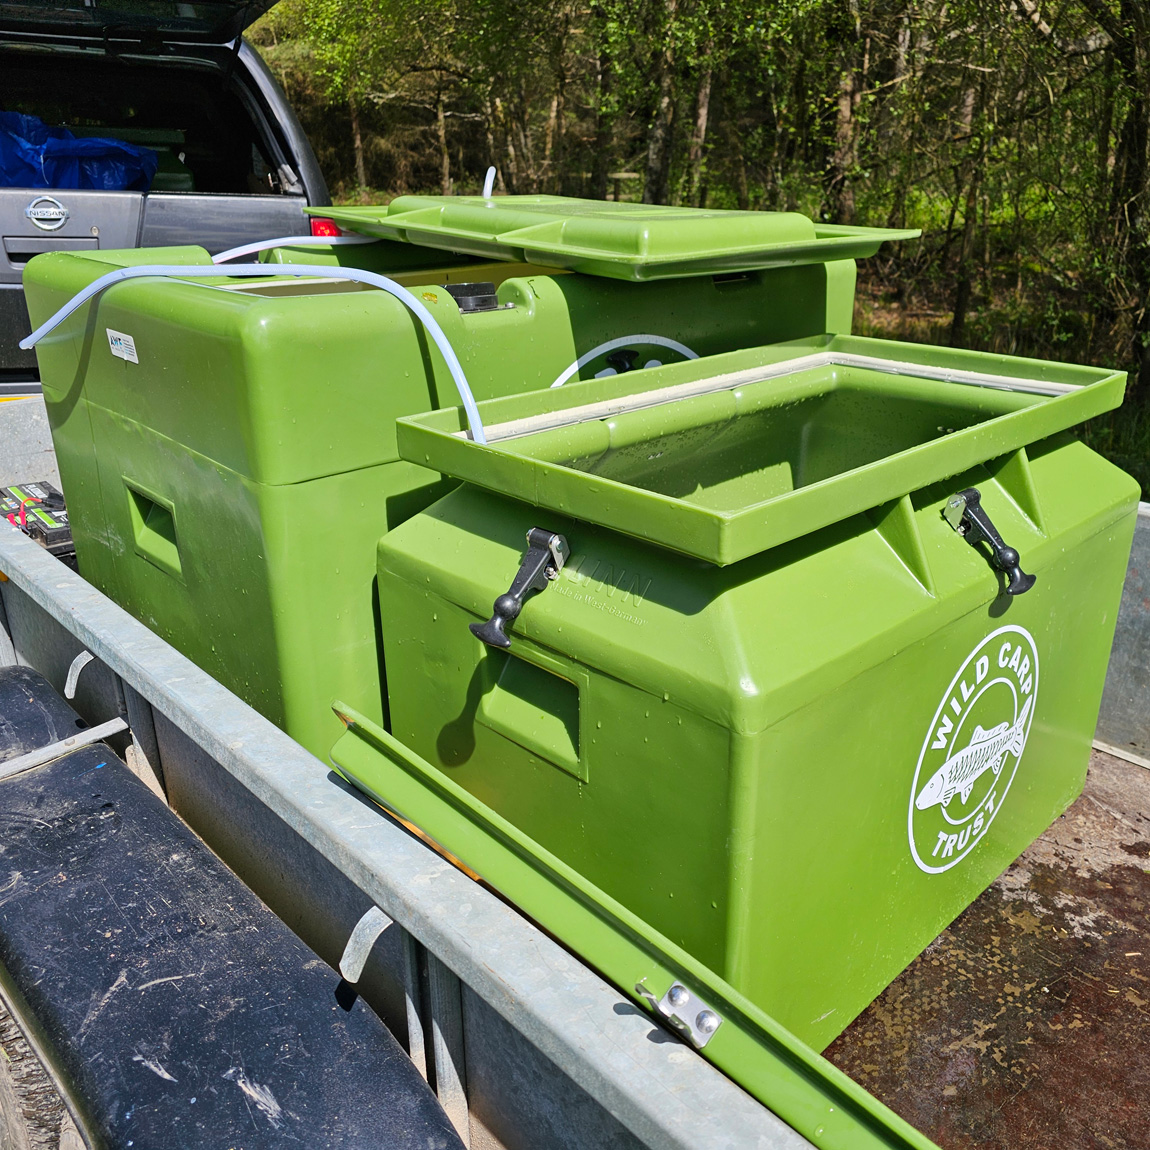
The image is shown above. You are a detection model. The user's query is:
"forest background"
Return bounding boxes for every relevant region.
[251,0,1150,491]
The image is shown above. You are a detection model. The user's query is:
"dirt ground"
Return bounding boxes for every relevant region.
[827,750,1150,1149]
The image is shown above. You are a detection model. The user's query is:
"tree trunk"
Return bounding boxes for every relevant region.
[1095,51,1115,216]
[516,80,537,191]
[949,171,981,347]
[494,97,519,192]
[686,61,712,207]
[545,6,570,195]
[1123,97,1150,393]
[642,0,677,205]
[830,69,858,224]
[589,47,612,199]
[829,12,865,225]
[544,94,560,192]
[483,98,505,192]
[518,117,535,192]
[725,119,749,211]
[436,93,451,195]
[948,76,986,348]
[349,92,366,191]
[1086,0,1150,396]
[1114,3,1150,394]
[894,15,910,82]
[552,85,566,194]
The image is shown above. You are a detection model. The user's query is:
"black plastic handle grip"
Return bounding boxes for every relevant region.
[945,488,1036,595]
[470,528,569,648]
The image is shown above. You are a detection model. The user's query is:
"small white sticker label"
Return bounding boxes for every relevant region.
[106,329,138,364]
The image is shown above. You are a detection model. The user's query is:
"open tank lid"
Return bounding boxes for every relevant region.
[394,335,1126,565]
[310,195,921,282]
[0,0,277,44]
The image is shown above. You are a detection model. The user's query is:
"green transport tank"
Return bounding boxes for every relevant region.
[20,197,911,758]
[330,331,1138,1143]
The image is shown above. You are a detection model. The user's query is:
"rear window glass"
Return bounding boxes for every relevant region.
[1,51,282,194]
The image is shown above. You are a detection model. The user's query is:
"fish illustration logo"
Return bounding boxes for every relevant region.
[908,626,1038,874]
[915,696,1033,810]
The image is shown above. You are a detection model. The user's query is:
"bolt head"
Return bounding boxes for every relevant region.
[695,1010,719,1035]
[666,984,689,1008]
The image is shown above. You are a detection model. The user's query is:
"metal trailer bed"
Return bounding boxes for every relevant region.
[0,496,811,1150]
[1,393,1148,1148]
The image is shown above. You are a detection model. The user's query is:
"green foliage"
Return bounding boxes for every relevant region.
[250,0,1150,487]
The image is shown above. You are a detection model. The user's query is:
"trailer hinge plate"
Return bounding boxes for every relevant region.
[635,978,723,1048]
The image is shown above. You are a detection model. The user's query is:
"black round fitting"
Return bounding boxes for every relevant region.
[444,282,500,313]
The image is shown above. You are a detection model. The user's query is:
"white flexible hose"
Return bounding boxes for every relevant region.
[549,333,698,388]
[20,262,488,444]
[212,234,378,264]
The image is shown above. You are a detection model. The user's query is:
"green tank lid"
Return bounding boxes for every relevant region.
[395,335,1127,565]
[310,195,919,282]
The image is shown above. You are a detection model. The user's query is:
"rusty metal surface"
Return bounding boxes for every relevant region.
[827,749,1150,1148]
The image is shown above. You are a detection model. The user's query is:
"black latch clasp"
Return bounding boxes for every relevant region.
[604,348,640,374]
[470,528,569,649]
[944,488,1036,595]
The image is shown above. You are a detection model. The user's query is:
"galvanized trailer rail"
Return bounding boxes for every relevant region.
[0,520,813,1150]
[1095,501,1150,768]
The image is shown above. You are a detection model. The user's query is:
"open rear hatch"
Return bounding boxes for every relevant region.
[0,0,307,380]
[0,0,278,45]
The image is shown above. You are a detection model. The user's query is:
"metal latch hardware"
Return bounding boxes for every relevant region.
[470,528,569,649]
[604,347,640,373]
[944,487,1036,596]
[0,716,129,783]
[635,978,723,1049]
[339,905,394,984]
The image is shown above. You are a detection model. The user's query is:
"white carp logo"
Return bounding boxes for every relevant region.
[908,625,1038,873]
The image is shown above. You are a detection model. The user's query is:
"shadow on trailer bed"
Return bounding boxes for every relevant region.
[828,747,1150,1147]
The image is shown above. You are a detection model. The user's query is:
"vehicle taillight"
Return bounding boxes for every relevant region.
[309,217,342,237]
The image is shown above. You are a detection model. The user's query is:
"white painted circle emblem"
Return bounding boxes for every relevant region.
[908,625,1038,873]
[24,195,69,232]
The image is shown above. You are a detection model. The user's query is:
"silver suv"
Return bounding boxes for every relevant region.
[1,0,329,386]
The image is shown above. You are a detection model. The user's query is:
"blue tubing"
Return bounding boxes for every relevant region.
[19,262,488,444]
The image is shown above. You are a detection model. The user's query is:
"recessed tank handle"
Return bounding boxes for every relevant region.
[470,529,569,649]
[944,487,1036,595]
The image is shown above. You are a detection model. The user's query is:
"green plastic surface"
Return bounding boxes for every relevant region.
[23,240,857,758]
[314,195,920,281]
[354,433,1137,1130]
[397,334,1127,565]
[331,707,938,1150]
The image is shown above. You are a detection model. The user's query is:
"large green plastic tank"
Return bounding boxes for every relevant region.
[23,198,906,757]
[335,334,1137,1067]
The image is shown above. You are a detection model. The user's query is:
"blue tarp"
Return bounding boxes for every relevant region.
[0,112,158,191]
